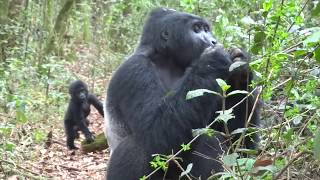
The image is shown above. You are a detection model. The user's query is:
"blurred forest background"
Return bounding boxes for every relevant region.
[0,0,320,179]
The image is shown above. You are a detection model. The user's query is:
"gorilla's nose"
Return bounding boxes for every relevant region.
[211,39,217,45]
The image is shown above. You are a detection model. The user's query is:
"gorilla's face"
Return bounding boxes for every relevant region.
[77,88,88,101]
[140,8,217,68]
[170,15,217,67]
[69,80,89,102]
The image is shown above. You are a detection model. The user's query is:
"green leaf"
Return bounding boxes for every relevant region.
[303,31,320,45]
[223,153,239,167]
[186,89,221,100]
[294,49,308,57]
[251,31,266,55]
[229,61,247,72]
[5,142,16,152]
[192,128,214,137]
[216,78,230,92]
[230,128,247,135]
[216,109,235,123]
[237,148,258,155]
[314,129,320,161]
[33,130,46,143]
[314,47,320,63]
[181,143,191,151]
[150,155,168,170]
[240,16,255,26]
[312,2,320,16]
[252,165,277,174]
[292,115,303,125]
[16,110,27,123]
[180,163,193,177]
[263,0,273,11]
[231,127,257,135]
[227,90,249,97]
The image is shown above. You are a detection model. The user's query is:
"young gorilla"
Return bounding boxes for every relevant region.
[104,8,259,179]
[64,80,104,150]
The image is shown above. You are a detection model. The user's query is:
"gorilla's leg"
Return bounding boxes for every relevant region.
[106,136,150,180]
[65,123,78,150]
[185,135,226,178]
[73,126,80,139]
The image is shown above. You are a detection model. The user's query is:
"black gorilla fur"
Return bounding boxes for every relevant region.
[64,80,104,150]
[104,8,260,179]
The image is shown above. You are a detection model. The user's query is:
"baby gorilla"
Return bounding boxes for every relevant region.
[64,80,104,150]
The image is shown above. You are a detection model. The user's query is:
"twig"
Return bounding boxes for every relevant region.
[235,86,262,150]
[53,140,65,147]
[271,77,292,91]
[172,159,192,180]
[0,159,41,176]
[58,164,80,171]
[144,88,259,178]
[273,151,312,180]
[41,161,80,172]
[0,161,7,178]
[287,0,310,33]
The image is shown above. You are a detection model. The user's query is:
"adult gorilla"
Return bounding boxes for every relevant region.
[104,8,259,179]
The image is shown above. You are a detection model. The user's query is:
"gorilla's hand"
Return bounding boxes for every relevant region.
[228,48,251,90]
[229,47,249,63]
[201,44,232,67]
[85,133,95,143]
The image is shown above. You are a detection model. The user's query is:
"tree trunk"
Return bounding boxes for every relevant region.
[45,0,75,54]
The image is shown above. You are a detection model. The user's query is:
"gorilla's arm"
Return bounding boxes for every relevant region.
[88,94,104,117]
[109,48,231,155]
[226,48,260,149]
[107,49,231,179]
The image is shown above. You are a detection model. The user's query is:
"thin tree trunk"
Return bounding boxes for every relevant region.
[0,0,9,24]
[45,0,75,54]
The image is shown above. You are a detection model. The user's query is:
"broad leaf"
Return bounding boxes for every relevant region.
[252,165,276,174]
[251,31,266,55]
[312,2,320,16]
[216,109,235,123]
[315,47,320,63]
[241,16,255,26]
[216,78,230,92]
[186,89,220,100]
[304,30,320,45]
[192,128,214,137]
[292,115,303,125]
[227,90,248,97]
[229,61,247,72]
[180,163,193,177]
[223,153,239,167]
[231,128,247,135]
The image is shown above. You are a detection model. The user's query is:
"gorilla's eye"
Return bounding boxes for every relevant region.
[204,25,209,32]
[193,24,201,33]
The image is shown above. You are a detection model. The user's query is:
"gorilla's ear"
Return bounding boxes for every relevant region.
[161,30,169,41]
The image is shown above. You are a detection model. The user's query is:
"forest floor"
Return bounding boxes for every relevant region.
[20,110,108,180]
[8,44,112,180]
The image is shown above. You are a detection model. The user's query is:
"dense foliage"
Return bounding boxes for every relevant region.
[0,0,319,179]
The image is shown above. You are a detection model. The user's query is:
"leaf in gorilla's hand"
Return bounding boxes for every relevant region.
[229,61,247,72]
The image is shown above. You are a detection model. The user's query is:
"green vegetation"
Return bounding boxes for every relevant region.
[0,0,319,179]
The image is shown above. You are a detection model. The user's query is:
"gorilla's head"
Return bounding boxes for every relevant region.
[69,80,88,102]
[139,8,217,68]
